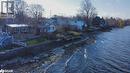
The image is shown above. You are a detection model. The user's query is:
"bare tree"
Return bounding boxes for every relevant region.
[27,4,44,35]
[14,0,28,23]
[28,4,43,18]
[80,0,97,28]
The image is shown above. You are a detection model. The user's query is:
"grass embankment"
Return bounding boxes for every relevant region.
[0,31,81,52]
[26,37,48,46]
[26,31,81,46]
[68,31,82,36]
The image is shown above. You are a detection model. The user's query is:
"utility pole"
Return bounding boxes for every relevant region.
[6,0,9,32]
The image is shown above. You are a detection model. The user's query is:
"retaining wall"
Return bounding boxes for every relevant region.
[0,37,81,61]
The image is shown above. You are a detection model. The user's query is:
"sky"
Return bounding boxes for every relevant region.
[25,0,81,17]
[0,0,130,19]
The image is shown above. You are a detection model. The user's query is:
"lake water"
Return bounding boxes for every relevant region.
[65,26,130,73]
[45,26,130,73]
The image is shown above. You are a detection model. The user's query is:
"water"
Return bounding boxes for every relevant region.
[46,26,130,73]
[65,26,130,73]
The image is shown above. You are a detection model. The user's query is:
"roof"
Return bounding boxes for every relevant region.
[6,24,29,28]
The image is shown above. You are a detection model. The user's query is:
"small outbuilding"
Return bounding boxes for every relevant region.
[6,24,33,34]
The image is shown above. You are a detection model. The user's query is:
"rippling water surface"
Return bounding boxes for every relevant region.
[66,26,130,73]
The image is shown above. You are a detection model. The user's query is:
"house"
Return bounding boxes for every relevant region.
[39,16,85,33]
[69,19,85,30]
[51,16,85,31]
[51,15,70,25]
[39,19,56,33]
[6,24,33,34]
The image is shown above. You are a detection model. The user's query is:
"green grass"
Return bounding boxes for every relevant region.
[68,31,81,36]
[26,37,48,46]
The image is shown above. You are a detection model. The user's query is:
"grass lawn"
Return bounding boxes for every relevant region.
[26,31,81,46]
[68,31,81,36]
[26,37,48,46]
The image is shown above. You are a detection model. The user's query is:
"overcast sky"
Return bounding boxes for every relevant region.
[25,0,81,17]
[0,0,130,19]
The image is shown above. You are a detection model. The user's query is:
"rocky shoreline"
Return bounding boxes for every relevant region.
[0,34,95,73]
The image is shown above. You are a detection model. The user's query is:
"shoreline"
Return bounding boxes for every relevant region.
[0,26,124,72]
[0,33,95,72]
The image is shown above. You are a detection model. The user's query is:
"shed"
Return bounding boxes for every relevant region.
[6,24,33,34]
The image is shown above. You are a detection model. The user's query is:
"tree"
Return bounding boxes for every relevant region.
[14,0,28,23]
[92,16,101,27]
[27,4,44,35]
[105,17,118,27]
[27,4,43,18]
[125,19,130,26]
[80,0,97,28]
[117,19,124,28]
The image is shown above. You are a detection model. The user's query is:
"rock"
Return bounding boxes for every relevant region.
[44,54,49,57]
[0,64,5,68]
[41,63,49,69]
[20,58,31,64]
[52,48,65,56]
[34,56,40,60]
[30,60,36,63]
